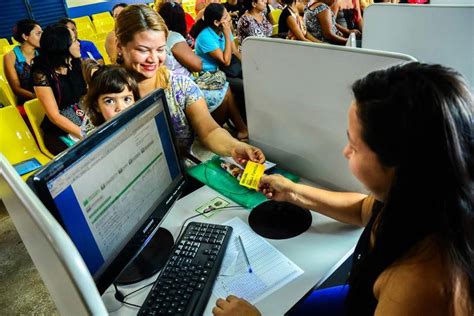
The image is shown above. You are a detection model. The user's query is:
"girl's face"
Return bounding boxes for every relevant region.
[98,87,135,121]
[68,29,81,58]
[118,30,167,80]
[24,25,42,48]
[214,9,230,28]
[343,101,395,201]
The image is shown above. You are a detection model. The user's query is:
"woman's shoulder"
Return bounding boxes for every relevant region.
[374,238,472,315]
[168,31,186,46]
[308,2,329,11]
[3,48,17,63]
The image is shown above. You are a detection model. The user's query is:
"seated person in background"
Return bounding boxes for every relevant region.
[212,63,474,316]
[116,5,259,162]
[195,0,222,21]
[159,2,248,140]
[31,24,87,155]
[237,0,273,46]
[59,18,104,64]
[81,60,139,133]
[304,0,360,45]
[278,0,321,42]
[3,19,42,106]
[105,2,128,64]
[333,0,363,30]
[224,0,246,29]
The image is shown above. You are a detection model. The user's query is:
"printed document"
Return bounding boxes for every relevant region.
[213,217,304,303]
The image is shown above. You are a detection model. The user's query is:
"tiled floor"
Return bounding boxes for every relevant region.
[0,200,58,314]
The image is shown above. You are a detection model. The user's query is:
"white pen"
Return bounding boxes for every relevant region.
[238,235,253,273]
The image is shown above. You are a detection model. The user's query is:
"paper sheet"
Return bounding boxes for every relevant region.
[212,217,304,303]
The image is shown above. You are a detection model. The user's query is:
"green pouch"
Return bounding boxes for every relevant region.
[186,156,299,209]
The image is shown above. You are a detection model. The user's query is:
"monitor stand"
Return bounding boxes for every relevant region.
[248,200,312,239]
[115,227,174,284]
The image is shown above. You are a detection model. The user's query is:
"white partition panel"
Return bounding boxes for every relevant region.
[242,38,415,192]
[363,4,474,89]
[0,155,107,316]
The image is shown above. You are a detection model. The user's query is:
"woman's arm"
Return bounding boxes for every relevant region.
[185,98,265,163]
[259,174,370,226]
[373,243,450,316]
[34,86,82,138]
[286,15,310,42]
[318,9,348,45]
[171,42,203,72]
[353,0,363,30]
[3,52,35,101]
[305,32,323,43]
[105,31,117,64]
[207,20,233,66]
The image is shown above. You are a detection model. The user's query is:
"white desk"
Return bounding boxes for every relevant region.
[109,185,362,315]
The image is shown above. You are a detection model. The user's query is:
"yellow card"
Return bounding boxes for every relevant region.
[239,161,265,190]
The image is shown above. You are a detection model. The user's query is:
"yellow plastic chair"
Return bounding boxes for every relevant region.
[76,22,97,39]
[94,32,108,42]
[272,24,279,36]
[0,79,16,107]
[1,44,15,55]
[270,9,282,25]
[92,12,112,21]
[23,99,55,159]
[0,38,10,50]
[94,22,114,34]
[73,16,96,33]
[0,106,51,180]
[0,53,5,81]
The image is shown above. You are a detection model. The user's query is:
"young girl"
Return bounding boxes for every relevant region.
[81,60,140,134]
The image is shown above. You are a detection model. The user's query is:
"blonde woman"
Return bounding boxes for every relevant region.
[115,4,263,164]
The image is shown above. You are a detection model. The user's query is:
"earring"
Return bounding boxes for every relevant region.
[116,52,124,64]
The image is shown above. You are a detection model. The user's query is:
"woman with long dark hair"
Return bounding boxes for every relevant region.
[3,19,42,106]
[31,24,87,155]
[212,63,473,315]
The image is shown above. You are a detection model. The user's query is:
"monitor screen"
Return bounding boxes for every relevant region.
[31,89,186,293]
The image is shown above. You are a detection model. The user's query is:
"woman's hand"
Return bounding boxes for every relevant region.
[258,174,296,202]
[230,142,265,166]
[222,19,232,37]
[212,295,261,316]
[351,29,362,39]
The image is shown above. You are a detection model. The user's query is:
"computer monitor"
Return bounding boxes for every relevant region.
[30,89,186,294]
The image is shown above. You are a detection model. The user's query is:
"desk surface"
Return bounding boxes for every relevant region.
[108,185,362,315]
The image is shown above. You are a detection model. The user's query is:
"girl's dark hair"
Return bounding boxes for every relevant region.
[158,2,187,38]
[346,62,474,315]
[33,24,73,70]
[82,60,140,126]
[242,0,257,12]
[13,19,39,43]
[280,0,295,6]
[189,3,225,39]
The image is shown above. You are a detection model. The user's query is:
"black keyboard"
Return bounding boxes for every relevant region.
[138,222,233,316]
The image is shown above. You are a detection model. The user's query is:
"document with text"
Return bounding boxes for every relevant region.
[213,217,304,303]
